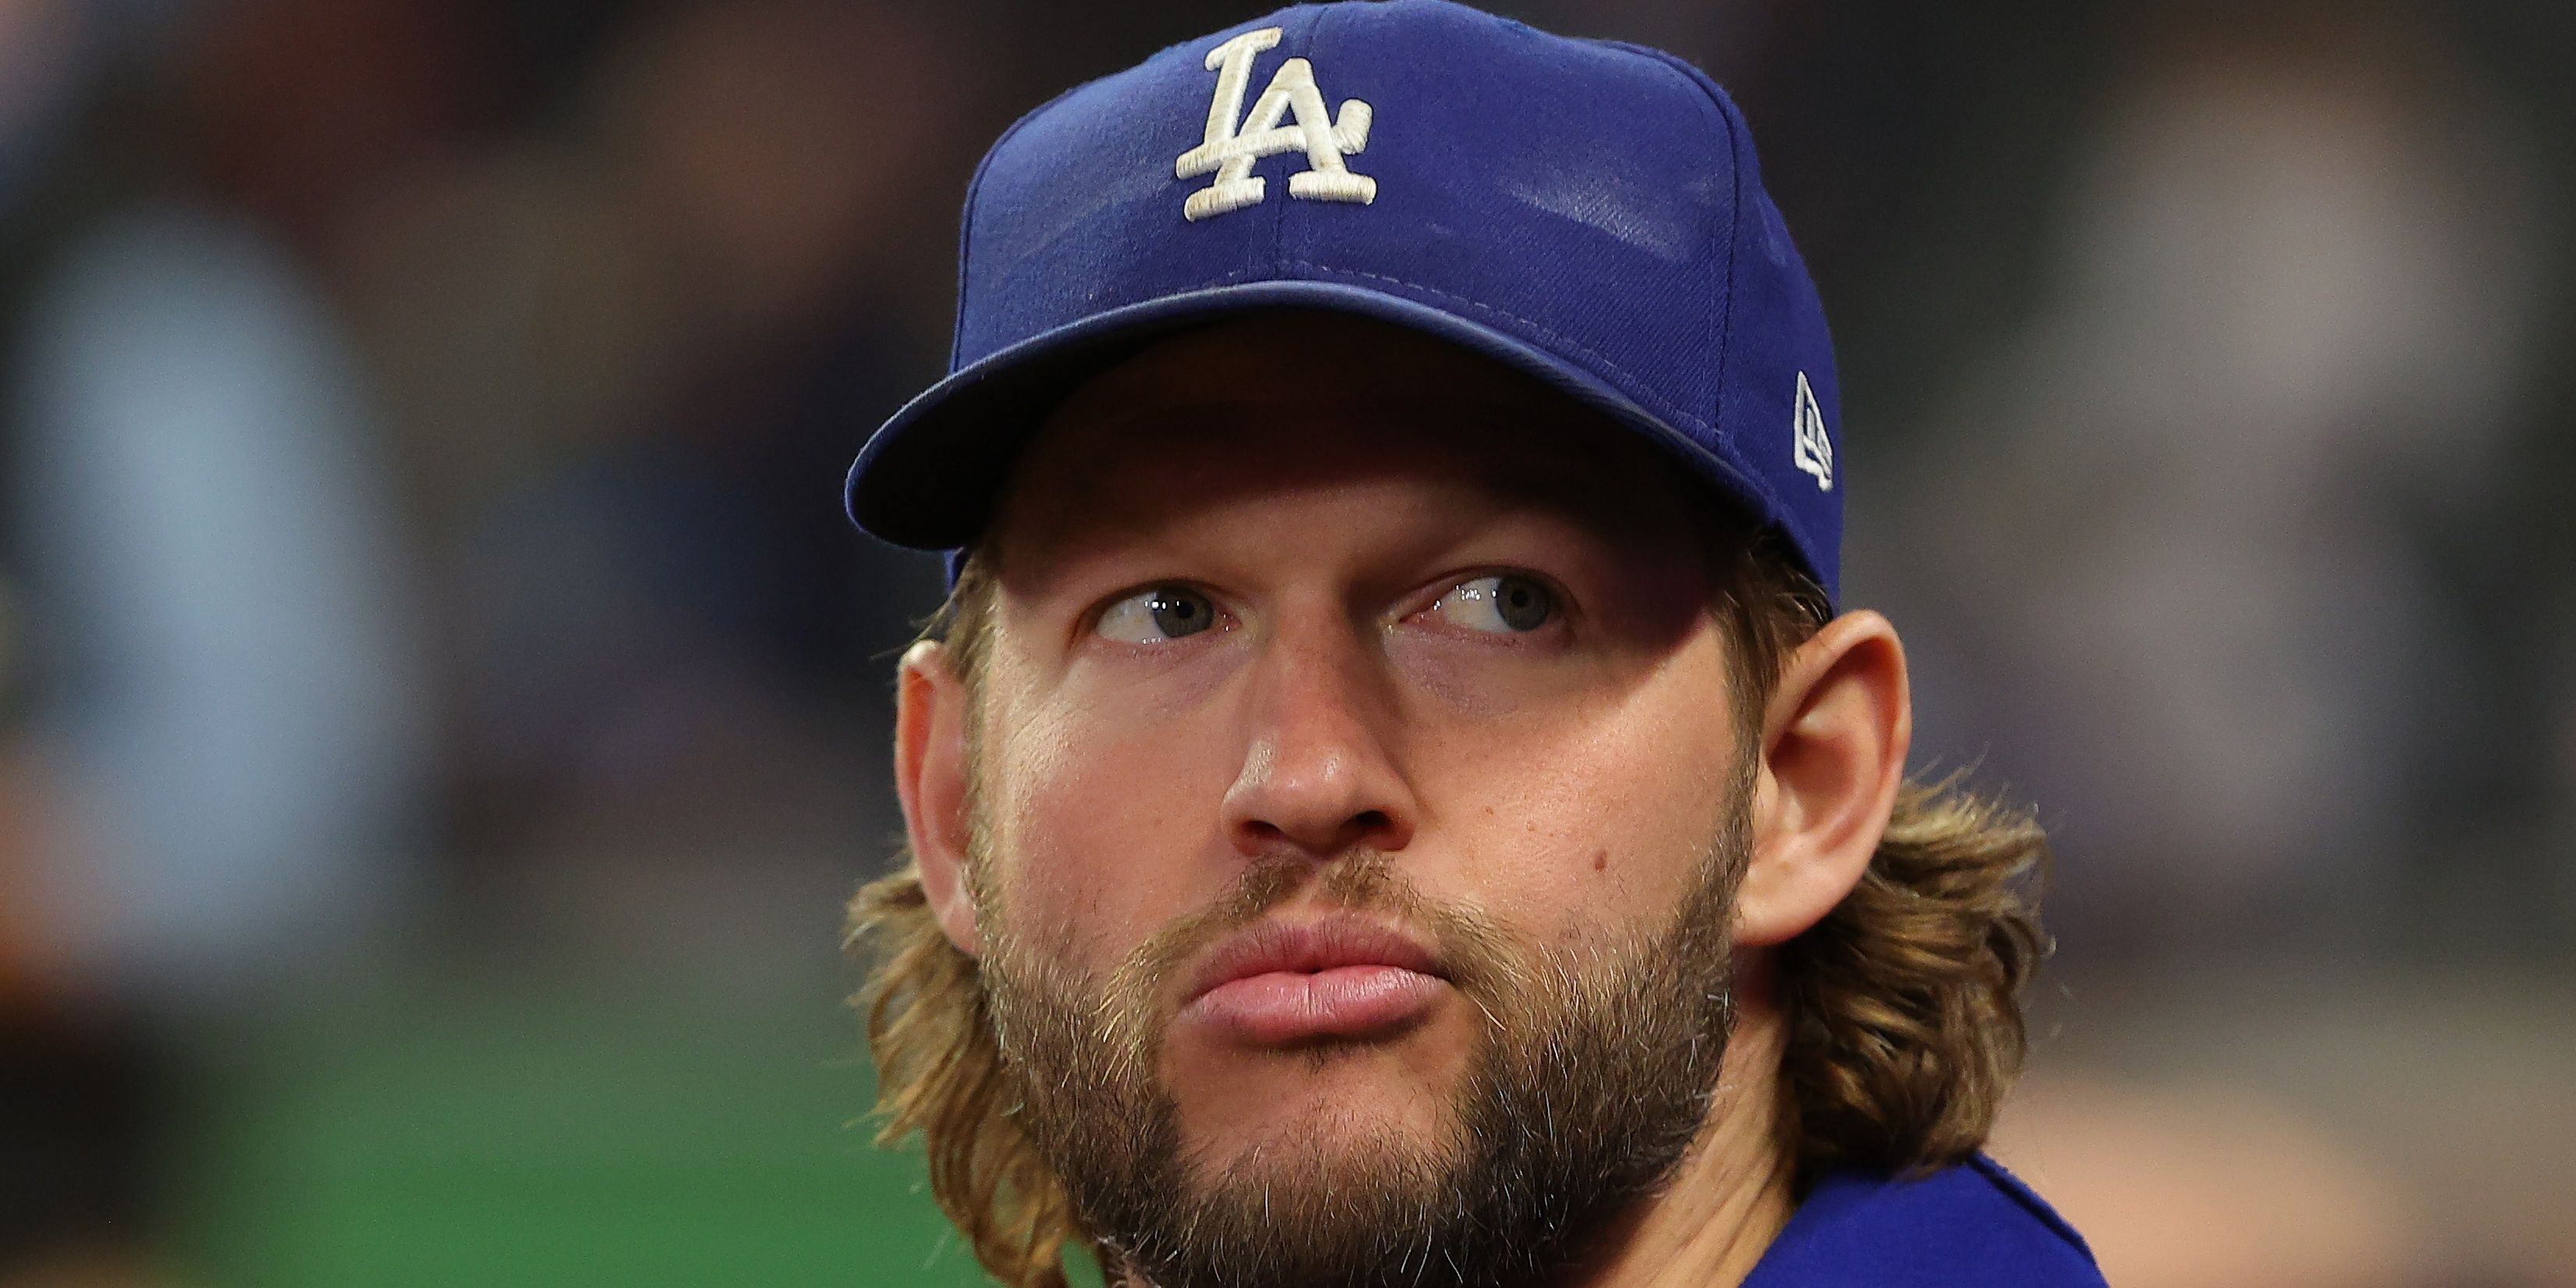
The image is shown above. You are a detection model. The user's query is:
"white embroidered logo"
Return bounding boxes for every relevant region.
[1174,27,1376,222]
[1791,371,1834,491]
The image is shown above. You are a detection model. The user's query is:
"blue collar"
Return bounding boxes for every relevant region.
[1742,1155,2106,1287]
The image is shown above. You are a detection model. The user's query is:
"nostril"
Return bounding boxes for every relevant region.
[1350,809,1393,837]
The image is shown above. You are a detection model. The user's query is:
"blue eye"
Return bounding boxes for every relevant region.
[1098,585,1219,642]
[1434,574,1557,633]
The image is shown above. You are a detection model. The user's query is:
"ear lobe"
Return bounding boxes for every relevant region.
[1733,611,1911,948]
[895,639,982,957]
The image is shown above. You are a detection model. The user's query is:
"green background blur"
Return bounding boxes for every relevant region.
[180,981,1005,1288]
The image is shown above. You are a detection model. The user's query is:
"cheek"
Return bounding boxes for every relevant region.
[977,692,1240,971]
[1417,660,1738,942]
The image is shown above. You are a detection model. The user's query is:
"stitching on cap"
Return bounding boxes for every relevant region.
[1601,44,1744,432]
[1571,42,1804,551]
[952,80,1089,371]
[1283,258,1712,439]
[1276,2,1355,272]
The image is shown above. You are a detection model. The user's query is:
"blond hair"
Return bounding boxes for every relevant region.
[849,542,2049,1288]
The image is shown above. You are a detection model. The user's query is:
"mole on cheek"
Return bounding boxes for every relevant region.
[1592,849,1608,873]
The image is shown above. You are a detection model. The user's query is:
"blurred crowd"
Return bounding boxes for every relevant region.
[1,0,2571,1285]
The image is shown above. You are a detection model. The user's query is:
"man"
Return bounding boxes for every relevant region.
[844,3,2102,1285]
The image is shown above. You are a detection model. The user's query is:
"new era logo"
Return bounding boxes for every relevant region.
[1791,371,1832,490]
[1174,27,1376,222]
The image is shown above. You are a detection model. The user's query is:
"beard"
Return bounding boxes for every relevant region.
[974,797,1749,1288]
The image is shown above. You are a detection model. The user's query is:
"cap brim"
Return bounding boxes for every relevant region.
[845,279,1766,554]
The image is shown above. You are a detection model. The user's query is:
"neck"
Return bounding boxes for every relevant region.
[1556,973,1797,1288]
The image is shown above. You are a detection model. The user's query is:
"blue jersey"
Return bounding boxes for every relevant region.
[1745,1155,2106,1287]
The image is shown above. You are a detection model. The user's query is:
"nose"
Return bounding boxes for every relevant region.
[1220,616,1418,859]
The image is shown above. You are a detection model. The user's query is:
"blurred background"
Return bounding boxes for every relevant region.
[0,0,2567,1284]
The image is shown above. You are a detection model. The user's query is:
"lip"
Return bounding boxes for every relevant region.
[1176,916,1450,1045]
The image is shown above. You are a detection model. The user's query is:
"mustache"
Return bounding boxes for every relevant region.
[1106,852,1526,1025]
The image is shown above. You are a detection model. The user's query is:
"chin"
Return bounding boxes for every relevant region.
[1170,1048,1464,1178]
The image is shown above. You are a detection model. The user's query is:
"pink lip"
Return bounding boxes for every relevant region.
[1177,916,1450,1045]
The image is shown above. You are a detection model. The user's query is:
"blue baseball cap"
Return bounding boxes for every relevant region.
[845,0,1845,602]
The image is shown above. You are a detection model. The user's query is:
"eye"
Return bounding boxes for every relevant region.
[1096,585,1221,643]
[1431,573,1558,634]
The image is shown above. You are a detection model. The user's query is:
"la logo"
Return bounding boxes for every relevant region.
[1791,371,1834,491]
[1175,27,1376,222]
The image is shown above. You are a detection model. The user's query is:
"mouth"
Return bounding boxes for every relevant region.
[1176,915,1452,1045]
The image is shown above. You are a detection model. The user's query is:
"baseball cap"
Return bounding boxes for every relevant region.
[845,0,1845,602]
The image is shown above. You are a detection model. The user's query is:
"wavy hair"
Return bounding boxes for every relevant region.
[849,538,2050,1288]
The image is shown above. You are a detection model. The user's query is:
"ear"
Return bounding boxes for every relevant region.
[1733,610,1911,948]
[895,639,982,957]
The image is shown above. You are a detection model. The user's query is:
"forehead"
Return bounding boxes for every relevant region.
[989,311,1703,569]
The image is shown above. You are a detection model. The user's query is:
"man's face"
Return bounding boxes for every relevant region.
[955,315,1754,1287]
